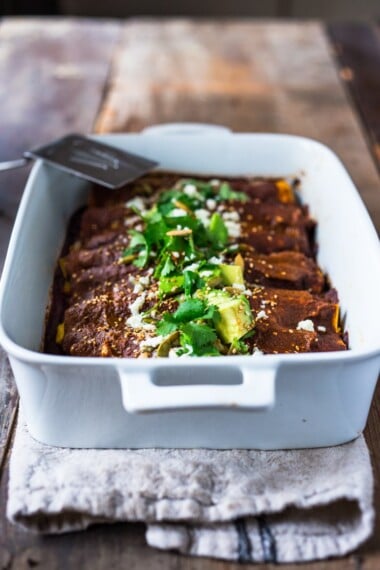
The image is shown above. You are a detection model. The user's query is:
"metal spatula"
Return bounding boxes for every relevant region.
[0,134,158,189]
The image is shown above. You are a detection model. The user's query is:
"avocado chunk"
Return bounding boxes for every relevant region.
[220,264,244,285]
[159,275,184,295]
[206,290,254,344]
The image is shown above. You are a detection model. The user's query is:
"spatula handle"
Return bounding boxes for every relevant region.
[0,157,31,172]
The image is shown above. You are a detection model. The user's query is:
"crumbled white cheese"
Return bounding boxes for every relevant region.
[133,282,144,294]
[168,348,180,358]
[124,215,141,227]
[183,184,198,197]
[140,276,150,287]
[210,179,220,187]
[126,314,155,330]
[222,211,240,222]
[209,256,224,265]
[130,293,146,316]
[168,208,187,218]
[168,346,191,357]
[194,208,211,226]
[206,198,217,210]
[140,336,164,350]
[256,310,268,320]
[232,283,245,291]
[200,270,213,277]
[126,292,157,330]
[224,220,241,238]
[184,253,197,262]
[184,262,200,272]
[125,197,146,212]
[297,319,315,332]
[130,275,150,294]
[317,325,327,333]
[252,347,264,356]
[172,251,180,259]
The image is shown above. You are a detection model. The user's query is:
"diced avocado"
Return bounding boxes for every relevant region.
[159,275,184,295]
[205,289,231,306]
[220,264,244,286]
[206,290,254,343]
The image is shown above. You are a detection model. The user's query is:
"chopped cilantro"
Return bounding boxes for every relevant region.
[183,270,205,297]
[230,338,249,354]
[208,213,228,247]
[172,299,207,323]
[160,255,176,277]
[156,315,179,336]
[218,181,248,202]
[121,177,255,357]
[122,229,150,268]
[180,322,220,356]
[159,275,184,295]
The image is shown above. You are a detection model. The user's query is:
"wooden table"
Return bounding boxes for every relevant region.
[0,18,379,570]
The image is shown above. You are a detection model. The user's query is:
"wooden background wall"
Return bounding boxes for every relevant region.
[2,0,380,19]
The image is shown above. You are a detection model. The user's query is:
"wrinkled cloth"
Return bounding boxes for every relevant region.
[8,418,374,563]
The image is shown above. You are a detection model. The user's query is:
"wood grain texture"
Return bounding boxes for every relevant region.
[0,350,17,472]
[95,19,380,229]
[0,17,121,238]
[0,18,380,570]
[327,23,380,176]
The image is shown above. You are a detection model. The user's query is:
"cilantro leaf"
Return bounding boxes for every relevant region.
[122,229,150,267]
[172,299,207,323]
[156,315,178,336]
[230,337,249,354]
[218,182,248,202]
[183,270,205,297]
[180,322,220,356]
[128,229,146,249]
[160,255,176,277]
[159,275,184,296]
[202,304,220,322]
[208,213,228,247]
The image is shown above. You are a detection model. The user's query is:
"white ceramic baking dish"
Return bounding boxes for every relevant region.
[0,124,379,449]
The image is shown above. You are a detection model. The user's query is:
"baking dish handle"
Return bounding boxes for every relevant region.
[117,366,276,413]
[141,123,232,137]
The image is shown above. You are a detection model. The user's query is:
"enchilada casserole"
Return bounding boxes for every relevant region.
[44,174,348,357]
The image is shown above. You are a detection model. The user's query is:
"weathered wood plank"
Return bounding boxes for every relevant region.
[0,18,121,234]
[0,350,17,472]
[324,25,380,566]
[327,23,380,176]
[95,20,380,230]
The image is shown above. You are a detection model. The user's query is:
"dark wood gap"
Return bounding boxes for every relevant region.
[327,23,380,175]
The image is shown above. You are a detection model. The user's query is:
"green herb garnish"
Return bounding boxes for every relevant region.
[218,181,248,202]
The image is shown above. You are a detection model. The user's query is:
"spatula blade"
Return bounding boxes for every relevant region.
[24,134,158,189]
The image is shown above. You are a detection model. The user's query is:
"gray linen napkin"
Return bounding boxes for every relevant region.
[8,416,374,564]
